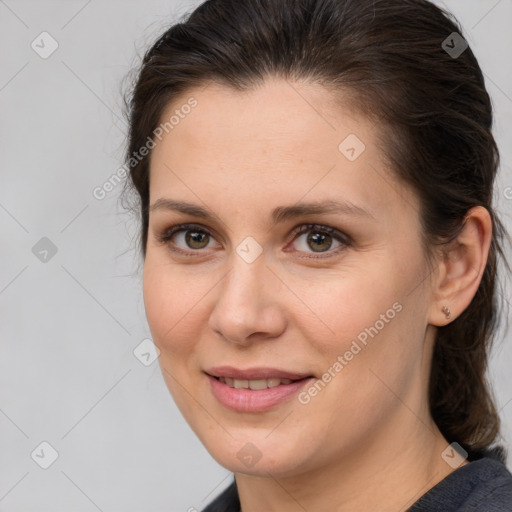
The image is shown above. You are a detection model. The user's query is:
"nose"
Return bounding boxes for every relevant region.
[208,253,287,346]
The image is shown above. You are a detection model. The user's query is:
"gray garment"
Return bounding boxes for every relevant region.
[407,457,512,512]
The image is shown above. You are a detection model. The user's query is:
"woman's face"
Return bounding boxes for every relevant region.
[144,78,437,477]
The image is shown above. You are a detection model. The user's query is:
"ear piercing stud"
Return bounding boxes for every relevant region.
[442,305,451,320]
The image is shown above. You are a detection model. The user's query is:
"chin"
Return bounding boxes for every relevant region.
[196,428,318,477]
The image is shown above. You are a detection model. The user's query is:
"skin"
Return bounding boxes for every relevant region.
[143,77,492,511]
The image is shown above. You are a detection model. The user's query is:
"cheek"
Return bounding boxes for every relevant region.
[293,255,424,399]
[143,263,172,343]
[291,266,403,352]
[142,259,206,410]
[142,257,205,355]
[303,268,427,419]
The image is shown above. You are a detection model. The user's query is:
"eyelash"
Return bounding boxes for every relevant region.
[156,223,352,259]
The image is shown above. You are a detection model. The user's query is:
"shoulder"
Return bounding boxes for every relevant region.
[408,455,512,512]
[201,480,239,512]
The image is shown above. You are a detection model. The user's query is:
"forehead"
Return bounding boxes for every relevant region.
[148,78,416,223]
[155,78,362,162]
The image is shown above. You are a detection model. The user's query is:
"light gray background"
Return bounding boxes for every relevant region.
[1,1,511,511]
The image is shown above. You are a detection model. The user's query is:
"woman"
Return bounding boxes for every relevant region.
[122,0,512,510]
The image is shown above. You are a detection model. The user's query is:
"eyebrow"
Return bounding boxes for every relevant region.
[150,198,375,225]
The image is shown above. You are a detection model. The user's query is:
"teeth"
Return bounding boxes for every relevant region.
[248,379,267,390]
[218,377,295,389]
[233,379,249,389]
[266,378,281,388]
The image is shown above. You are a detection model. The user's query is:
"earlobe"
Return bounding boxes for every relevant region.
[441,305,451,320]
[428,206,492,326]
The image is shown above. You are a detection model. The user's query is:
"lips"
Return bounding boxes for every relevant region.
[205,366,315,412]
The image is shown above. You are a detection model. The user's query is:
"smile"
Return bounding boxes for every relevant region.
[205,367,315,412]
[217,376,294,389]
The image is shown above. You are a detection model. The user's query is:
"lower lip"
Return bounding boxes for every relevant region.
[206,374,314,412]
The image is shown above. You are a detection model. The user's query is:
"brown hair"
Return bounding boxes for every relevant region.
[123,0,509,459]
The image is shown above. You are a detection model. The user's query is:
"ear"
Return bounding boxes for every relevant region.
[428,206,492,326]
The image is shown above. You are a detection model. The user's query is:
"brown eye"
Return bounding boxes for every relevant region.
[306,231,333,252]
[157,224,219,253]
[290,224,350,257]
[184,230,210,249]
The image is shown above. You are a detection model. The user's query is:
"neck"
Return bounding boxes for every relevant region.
[235,409,458,512]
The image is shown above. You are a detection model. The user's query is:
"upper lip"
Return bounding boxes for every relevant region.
[205,366,313,381]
